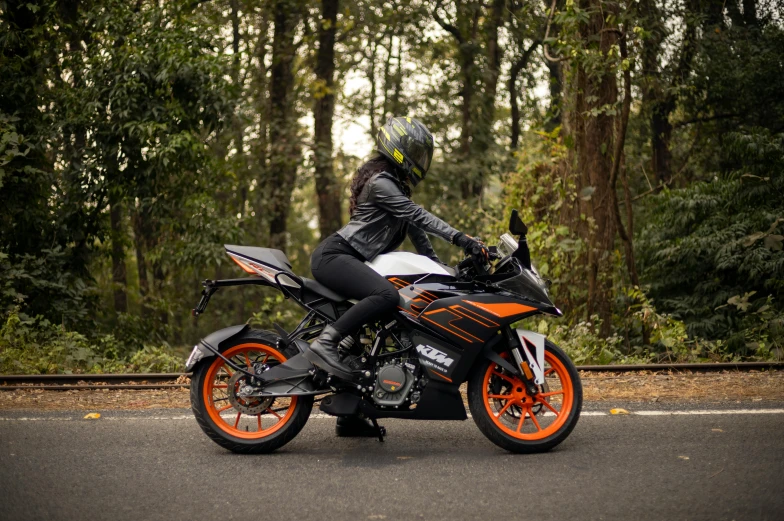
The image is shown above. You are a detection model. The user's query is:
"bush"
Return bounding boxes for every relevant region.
[638,130,784,353]
[0,309,183,374]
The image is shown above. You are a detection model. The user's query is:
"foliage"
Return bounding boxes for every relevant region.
[2,0,782,372]
[502,127,589,315]
[638,130,784,355]
[0,249,96,330]
[0,310,182,374]
[248,294,302,333]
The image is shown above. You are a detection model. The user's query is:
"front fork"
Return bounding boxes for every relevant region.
[506,328,547,395]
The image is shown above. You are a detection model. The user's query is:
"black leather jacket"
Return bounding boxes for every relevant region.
[336,172,460,262]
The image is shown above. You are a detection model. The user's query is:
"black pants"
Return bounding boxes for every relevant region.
[310,233,398,337]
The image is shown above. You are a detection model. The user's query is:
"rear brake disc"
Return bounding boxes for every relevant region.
[227,372,273,415]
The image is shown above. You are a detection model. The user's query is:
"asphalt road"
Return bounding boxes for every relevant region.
[1,402,782,521]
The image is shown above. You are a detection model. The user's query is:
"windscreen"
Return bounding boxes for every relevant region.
[497,268,553,307]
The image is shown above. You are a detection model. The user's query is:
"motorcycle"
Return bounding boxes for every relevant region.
[186,210,582,454]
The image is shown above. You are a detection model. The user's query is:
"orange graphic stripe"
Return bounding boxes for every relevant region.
[430,370,452,382]
[449,305,500,327]
[464,300,537,318]
[421,316,475,343]
[388,277,408,289]
[422,308,482,343]
[414,289,438,302]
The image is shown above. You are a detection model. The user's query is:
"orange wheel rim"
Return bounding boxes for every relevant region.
[482,351,574,440]
[203,343,298,440]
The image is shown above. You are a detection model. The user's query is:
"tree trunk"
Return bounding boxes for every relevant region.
[650,103,673,184]
[248,15,270,239]
[609,33,639,289]
[110,200,128,314]
[230,0,246,188]
[391,34,403,116]
[367,39,378,137]
[574,0,618,337]
[742,0,758,27]
[152,260,168,325]
[313,0,342,239]
[268,0,302,253]
[643,0,698,185]
[381,31,394,123]
[545,60,563,131]
[457,41,476,199]
[543,0,564,132]
[509,42,539,150]
[131,208,150,318]
[470,0,504,196]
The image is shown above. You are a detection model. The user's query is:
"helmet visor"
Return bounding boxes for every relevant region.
[403,136,433,173]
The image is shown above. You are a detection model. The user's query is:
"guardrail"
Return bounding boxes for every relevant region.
[1,362,781,390]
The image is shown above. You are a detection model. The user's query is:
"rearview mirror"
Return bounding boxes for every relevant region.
[509,209,528,236]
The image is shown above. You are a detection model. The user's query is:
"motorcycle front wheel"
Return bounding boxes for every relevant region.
[467,340,582,453]
[190,329,313,454]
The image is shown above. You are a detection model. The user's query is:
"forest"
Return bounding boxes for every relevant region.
[1,0,782,374]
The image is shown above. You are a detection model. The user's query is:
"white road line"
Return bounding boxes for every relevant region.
[633,409,784,416]
[1,409,783,421]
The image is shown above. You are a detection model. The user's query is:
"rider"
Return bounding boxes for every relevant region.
[304,117,488,434]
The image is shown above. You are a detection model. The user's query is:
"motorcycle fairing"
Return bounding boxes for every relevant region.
[365,251,453,277]
[410,330,464,383]
[389,277,462,316]
[413,293,539,349]
[358,380,467,421]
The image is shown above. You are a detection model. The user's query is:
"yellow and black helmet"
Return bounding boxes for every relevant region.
[375,116,435,187]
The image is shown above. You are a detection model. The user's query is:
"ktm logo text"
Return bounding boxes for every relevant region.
[416,344,454,367]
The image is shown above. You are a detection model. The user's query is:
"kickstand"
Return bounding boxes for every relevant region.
[370,418,386,443]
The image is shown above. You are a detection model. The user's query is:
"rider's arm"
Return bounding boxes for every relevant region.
[369,176,460,244]
[408,225,440,263]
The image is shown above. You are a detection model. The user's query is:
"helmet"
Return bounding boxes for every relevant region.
[375,116,434,187]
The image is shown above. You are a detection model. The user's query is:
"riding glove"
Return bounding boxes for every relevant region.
[453,233,490,261]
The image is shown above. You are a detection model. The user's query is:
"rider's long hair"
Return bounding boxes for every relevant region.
[349,152,411,215]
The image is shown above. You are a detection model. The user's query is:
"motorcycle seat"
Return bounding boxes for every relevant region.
[301,277,348,302]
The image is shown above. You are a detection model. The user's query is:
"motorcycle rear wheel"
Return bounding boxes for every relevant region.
[467,340,582,453]
[190,329,313,454]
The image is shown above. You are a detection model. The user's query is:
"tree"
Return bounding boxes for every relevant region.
[432,0,506,198]
[268,0,305,252]
[313,0,343,239]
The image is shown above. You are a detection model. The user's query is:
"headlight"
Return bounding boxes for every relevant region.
[498,233,518,256]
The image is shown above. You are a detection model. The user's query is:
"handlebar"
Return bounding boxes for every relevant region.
[457,249,502,279]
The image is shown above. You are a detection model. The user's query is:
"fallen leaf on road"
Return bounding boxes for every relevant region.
[678,456,690,460]
[712,428,723,432]
[397,456,412,460]
[610,408,630,415]
[83,412,101,419]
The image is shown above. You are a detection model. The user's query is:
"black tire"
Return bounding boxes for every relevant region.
[467,340,582,454]
[190,329,313,454]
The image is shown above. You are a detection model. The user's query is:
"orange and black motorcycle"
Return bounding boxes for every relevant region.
[186,210,582,453]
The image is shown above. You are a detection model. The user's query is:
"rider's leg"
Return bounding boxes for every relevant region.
[305,234,398,380]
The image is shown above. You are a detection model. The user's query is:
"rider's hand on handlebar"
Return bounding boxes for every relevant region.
[454,233,490,262]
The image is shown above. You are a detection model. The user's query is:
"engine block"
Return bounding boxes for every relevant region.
[372,360,415,407]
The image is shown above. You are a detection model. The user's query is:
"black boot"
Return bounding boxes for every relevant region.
[336,415,385,438]
[303,325,355,381]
